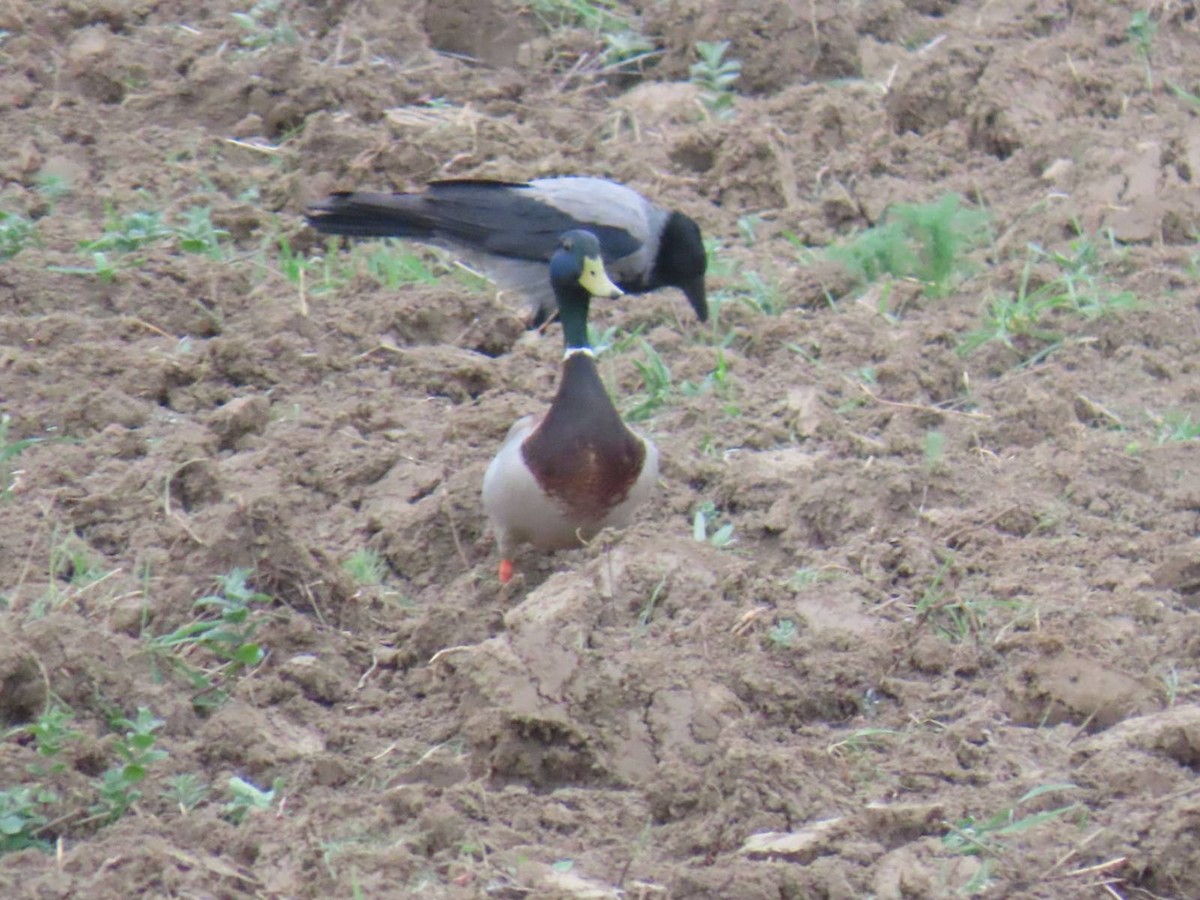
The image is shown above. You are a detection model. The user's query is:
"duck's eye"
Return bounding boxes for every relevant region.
[561,238,573,251]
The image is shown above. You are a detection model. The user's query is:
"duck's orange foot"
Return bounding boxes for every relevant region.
[498,559,515,584]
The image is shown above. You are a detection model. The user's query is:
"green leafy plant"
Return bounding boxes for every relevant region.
[275,236,453,299]
[731,270,784,316]
[175,206,230,259]
[276,234,340,295]
[150,569,271,708]
[22,704,83,775]
[82,208,173,253]
[25,532,117,618]
[53,203,230,280]
[0,210,36,261]
[0,786,56,854]
[767,618,798,649]
[91,708,168,824]
[690,41,741,120]
[233,0,297,49]
[599,30,657,72]
[1156,664,1181,708]
[527,0,656,73]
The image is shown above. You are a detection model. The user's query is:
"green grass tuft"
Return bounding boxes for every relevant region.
[830,193,990,298]
[343,548,387,586]
[958,229,1135,361]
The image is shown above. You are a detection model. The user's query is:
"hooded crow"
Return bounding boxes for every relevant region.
[304,176,708,327]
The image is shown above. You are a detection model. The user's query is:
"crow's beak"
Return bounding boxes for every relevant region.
[682,276,708,322]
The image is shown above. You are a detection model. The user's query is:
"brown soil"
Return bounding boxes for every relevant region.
[2,0,1200,897]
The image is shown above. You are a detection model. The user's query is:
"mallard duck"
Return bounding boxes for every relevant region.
[305,176,707,327]
[482,229,660,583]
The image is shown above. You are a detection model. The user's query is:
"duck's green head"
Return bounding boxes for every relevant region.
[550,231,623,349]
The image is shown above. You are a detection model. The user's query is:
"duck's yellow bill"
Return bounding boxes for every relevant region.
[578,255,623,299]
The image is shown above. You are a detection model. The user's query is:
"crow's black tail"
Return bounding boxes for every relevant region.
[304,192,433,239]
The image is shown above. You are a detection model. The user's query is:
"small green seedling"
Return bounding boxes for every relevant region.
[343,548,386,586]
[924,429,946,473]
[0,786,56,854]
[0,210,36,261]
[91,708,168,824]
[624,339,674,422]
[958,232,1135,361]
[680,348,739,415]
[636,578,667,630]
[690,40,742,120]
[150,569,271,708]
[82,208,173,253]
[163,773,210,813]
[733,270,783,316]
[1156,664,1181,708]
[23,704,83,775]
[1127,10,1157,91]
[155,569,269,670]
[47,251,118,283]
[224,775,283,824]
[588,322,644,357]
[1166,79,1200,111]
[1153,411,1200,444]
[49,538,109,588]
[912,558,1020,643]
[942,783,1079,894]
[175,207,230,259]
[233,1,298,49]
[600,30,658,73]
[35,170,72,205]
[767,618,798,649]
[692,501,735,548]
